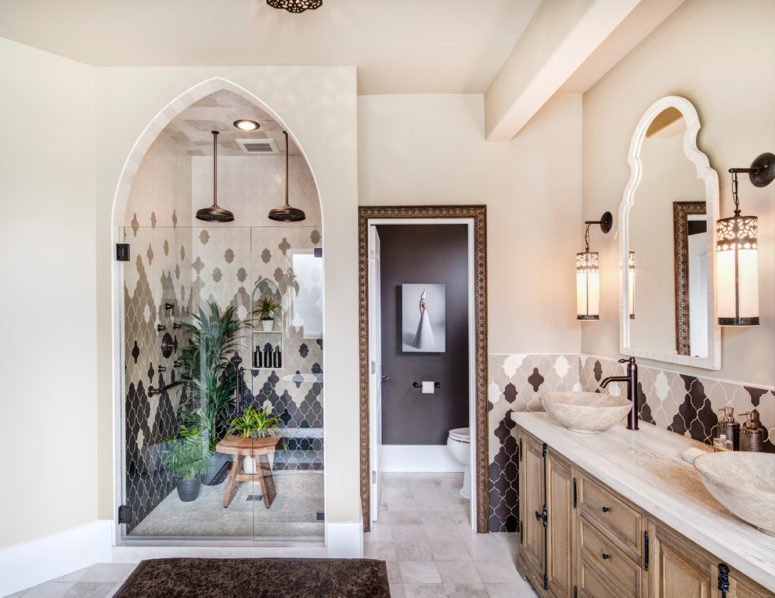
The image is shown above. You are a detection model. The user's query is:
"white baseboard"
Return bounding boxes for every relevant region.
[0,520,112,596]
[325,522,363,558]
[380,445,464,473]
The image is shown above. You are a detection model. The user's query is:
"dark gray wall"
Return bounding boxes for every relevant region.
[377,224,469,445]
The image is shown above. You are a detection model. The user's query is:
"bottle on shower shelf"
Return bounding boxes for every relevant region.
[273,346,282,368]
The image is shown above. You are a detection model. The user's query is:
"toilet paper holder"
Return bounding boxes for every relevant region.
[412,381,440,389]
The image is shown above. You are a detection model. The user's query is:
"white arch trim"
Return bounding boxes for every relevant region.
[618,95,721,370]
[109,77,338,554]
[110,76,321,229]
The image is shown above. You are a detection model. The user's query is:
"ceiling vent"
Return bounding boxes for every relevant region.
[236,138,278,154]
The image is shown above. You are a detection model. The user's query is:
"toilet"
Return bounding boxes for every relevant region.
[446,427,471,499]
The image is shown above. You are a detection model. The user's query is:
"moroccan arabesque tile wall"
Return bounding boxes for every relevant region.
[487,353,775,532]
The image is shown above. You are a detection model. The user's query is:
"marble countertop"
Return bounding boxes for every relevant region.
[513,412,775,592]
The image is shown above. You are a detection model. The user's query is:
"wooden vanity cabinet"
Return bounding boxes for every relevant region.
[514,424,774,598]
[546,452,575,597]
[516,429,575,597]
[650,522,715,598]
[650,522,773,598]
[517,431,547,592]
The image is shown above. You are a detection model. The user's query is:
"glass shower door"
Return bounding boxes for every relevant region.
[246,225,325,541]
[120,223,324,541]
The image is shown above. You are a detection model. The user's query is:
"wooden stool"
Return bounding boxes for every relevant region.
[215,435,282,509]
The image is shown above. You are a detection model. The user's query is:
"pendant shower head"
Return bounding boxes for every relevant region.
[268,130,306,223]
[196,130,234,223]
[196,205,235,222]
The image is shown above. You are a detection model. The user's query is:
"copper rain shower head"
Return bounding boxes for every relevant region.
[196,130,235,223]
[268,130,306,223]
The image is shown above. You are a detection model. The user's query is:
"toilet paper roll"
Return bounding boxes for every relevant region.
[421,381,435,394]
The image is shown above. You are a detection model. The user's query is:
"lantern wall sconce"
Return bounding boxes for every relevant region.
[577,211,613,321]
[716,152,774,326]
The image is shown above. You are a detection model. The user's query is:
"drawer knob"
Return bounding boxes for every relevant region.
[601,553,610,560]
[601,506,610,513]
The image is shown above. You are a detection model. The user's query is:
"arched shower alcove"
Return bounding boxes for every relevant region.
[112,78,325,543]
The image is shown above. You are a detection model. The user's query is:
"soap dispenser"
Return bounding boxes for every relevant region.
[739,409,765,452]
[716,407,740,451]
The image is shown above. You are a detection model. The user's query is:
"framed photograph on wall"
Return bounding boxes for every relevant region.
[401,283,446,352]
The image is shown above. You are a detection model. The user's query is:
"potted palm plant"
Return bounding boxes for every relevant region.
[227,404,285,472]
[255,296,281,331]
[161,425,212,502]
[177,301,243,484]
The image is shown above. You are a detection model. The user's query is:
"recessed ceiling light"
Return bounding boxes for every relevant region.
[233,119,260,131]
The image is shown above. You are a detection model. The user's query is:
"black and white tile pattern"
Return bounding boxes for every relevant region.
[486,353,774,533]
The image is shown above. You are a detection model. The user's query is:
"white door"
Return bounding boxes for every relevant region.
[368,225,383,523]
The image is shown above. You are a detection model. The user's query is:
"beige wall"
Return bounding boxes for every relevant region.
[582,0,775,386]
[94,67,359,523]
[0,38,97,548]
[359,93,583,354]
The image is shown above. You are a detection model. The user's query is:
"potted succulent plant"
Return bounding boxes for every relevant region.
[227,404,285,473]
[161,425,212,502]
[255,296,281,331]
[177,301,243,484]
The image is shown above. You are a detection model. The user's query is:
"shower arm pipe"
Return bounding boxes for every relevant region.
[284,130,289,208]
[213,131,218,207]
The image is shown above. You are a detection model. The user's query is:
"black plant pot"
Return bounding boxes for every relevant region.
[176,478,202,502]
[202,453,231,486]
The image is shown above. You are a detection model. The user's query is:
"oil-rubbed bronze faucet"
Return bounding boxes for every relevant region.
[600,357,639,430]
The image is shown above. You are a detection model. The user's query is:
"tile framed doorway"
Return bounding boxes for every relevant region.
[358,205,489,533]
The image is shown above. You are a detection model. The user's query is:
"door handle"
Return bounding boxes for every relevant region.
[381,376,390,382]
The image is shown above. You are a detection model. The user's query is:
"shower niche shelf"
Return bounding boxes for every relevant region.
[251,331,284,371]
[251,279,284,370]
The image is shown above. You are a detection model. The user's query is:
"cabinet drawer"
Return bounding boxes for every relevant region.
[579,516,642,598]
[578,554,626,598]
[578,473,642,556]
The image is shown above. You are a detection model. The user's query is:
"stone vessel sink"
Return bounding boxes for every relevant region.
[540,391,631,434]
[693,451,775,536]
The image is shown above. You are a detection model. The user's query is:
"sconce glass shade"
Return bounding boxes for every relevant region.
[576,251,600,320]
[716,214,759,325]
[628,251,636,319]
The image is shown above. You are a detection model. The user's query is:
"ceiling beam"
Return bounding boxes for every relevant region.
[484,0,683,141]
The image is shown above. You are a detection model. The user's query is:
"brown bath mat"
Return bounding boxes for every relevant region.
[114,557,390,597]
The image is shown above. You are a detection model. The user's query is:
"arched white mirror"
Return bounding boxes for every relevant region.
[619,96,721,369]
